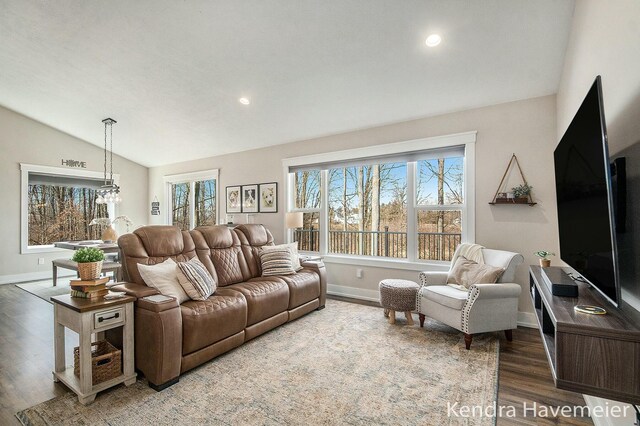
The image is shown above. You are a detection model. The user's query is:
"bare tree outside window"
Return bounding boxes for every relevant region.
[171,182,190,230]
[195,179,216,226]
[28,184,109,245]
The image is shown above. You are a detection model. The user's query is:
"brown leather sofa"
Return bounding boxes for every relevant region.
[112,224,326,390]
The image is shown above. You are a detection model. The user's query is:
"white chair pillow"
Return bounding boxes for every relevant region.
[137,258,190,304]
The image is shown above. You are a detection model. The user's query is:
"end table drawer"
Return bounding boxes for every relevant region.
[93,307,124,329]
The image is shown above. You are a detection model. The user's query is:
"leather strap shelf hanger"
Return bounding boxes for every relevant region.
[489,153,536,206]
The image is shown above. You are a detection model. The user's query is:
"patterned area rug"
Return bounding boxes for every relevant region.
[17,299,499,425]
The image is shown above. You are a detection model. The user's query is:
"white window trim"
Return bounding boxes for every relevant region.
[281,131,476,267]
[163,169,219,229]
[20,163,119,254]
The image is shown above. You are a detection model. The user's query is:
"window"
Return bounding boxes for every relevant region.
[291,170,321,252]
[20,164,117,253]
[327,163,407,257]
[416,157,464,261]
[165,170,218,230]
[284,132,475,263]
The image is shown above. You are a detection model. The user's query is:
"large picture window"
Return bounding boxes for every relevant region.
[165,170,218,230]
[285,133,475,263]
[20,164,117,253]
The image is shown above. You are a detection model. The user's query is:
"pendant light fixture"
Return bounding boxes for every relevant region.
[96,118,122,204]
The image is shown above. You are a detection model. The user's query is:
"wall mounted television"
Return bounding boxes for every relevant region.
[553,75,622,307]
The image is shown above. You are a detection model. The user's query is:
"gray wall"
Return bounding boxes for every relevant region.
[557,0,640,311]
[0,106,148,283]
[149,95,558,320]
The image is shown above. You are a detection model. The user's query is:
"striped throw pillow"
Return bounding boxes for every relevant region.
[176,258,216,300]
[260,248,296,276]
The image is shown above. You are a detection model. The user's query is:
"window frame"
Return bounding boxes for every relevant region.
[164,169,219,230]
[282,132,476,267]
[20,163,118,254]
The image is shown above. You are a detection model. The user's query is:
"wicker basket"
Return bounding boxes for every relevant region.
[73,340,121,385]
[77,261,103,280]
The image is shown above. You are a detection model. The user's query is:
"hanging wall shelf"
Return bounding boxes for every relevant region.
[489,153,537,206]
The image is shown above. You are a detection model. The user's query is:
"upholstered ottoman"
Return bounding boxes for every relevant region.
[378,279,419,325]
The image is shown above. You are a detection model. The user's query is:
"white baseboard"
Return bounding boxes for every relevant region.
[0,270,74,285]
[517,311,538,328]
[583,395,636,426]
[327,283,380,302]
[328,283,541,329]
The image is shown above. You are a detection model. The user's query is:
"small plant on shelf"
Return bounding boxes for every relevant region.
[72,247,105,280]
[534,250,555,268]
[72,247,105,263]
[512,183,533,199]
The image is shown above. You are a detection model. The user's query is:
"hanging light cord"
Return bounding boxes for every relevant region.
[109,121,113,182]
[103,121,108,185]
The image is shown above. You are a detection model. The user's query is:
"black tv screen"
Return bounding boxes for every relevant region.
[554,76,620,306]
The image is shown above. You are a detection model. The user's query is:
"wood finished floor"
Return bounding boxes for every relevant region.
[0,286,592,425]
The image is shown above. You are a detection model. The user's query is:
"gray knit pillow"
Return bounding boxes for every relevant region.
[260,248,296,276]
[176,258,216,300]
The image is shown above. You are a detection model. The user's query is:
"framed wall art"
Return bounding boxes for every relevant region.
[226,186,242,213]
[259,182,278,213]
[241,184,258,213]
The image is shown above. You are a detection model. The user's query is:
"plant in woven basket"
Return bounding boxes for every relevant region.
[72,247,105,280]
[512,183,533,199]
[534,250,555,267]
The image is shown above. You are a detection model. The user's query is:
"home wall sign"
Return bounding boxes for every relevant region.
[61,159,87,168]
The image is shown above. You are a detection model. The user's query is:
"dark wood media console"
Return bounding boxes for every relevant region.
[529,266,640,404]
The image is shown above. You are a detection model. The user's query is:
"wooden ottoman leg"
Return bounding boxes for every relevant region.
[419,313,425,327]
[388,310,396,324]
[52,262,57,287]
[404,311,414,325]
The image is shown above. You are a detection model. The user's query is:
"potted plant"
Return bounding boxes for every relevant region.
[72,247,106,280]
[534,250,555,268]
[511,184,533,203]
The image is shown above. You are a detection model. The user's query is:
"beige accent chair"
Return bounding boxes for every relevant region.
[416,247,524,349]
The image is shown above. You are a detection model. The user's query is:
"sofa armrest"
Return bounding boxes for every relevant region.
[137,296,179,313]
[469,283,521,300]
[131,292,182,389]
[462,283,521,334]
[419,271,448,287]
[301,260,327,308]
[110,282,159,298]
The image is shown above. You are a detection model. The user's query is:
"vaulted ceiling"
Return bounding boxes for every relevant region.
[0,0,574,167]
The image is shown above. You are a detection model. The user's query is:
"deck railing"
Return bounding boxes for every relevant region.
[294,227,461,261]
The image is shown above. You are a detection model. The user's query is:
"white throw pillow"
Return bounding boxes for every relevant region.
[261,242,302,272]
[260,248,296,276]
[137,258,189,304]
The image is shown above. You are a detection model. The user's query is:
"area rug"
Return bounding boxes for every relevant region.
[15,279,72,303]
[16,299,499,425]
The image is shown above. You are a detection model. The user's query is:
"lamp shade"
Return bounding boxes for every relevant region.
[286,212,303,229]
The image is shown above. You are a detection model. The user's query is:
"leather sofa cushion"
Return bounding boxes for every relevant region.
[279,269,320,309]
[226,277,289,326]
[180,288,247,355]
[421,285,469,310]
[118,227,196,285]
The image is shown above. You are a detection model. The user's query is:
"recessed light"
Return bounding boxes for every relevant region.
[425,34,441,47]
[239,97,250,105]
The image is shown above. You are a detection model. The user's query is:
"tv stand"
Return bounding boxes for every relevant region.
[529,266,640,404]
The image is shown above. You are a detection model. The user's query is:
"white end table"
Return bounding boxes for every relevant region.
[51,294,136,405]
